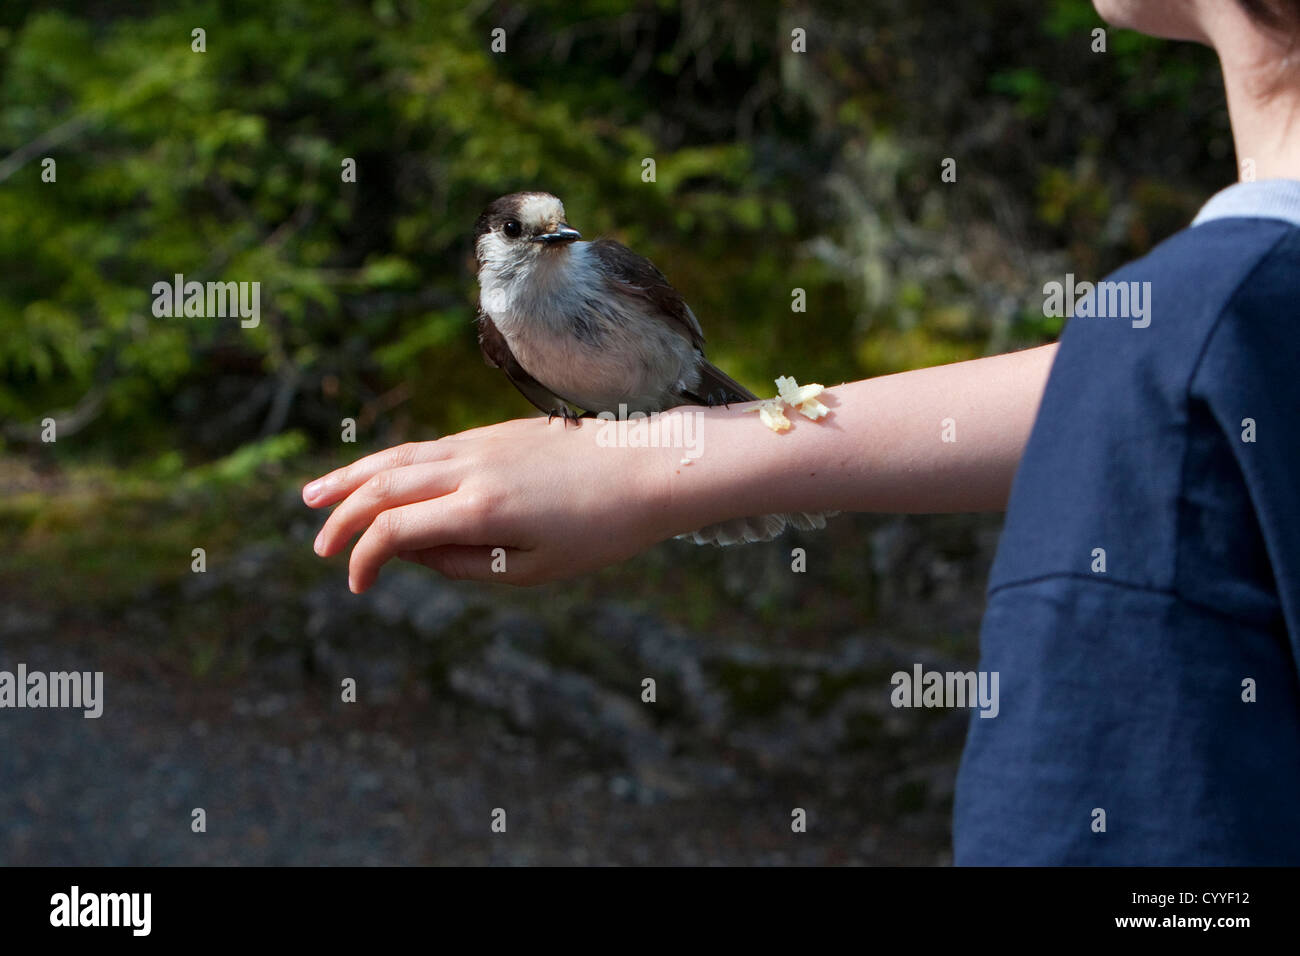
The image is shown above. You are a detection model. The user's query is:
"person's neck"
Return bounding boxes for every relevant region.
[1212,13,1300,181]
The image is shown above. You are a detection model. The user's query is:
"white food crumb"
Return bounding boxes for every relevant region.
[796,397,830,420]
[747,376,830,431]
[745,398,792,432]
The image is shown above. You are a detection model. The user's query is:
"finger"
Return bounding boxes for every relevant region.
[347,496,502,593]
[398,546,544,585]
[302,441,448,507]
[314,461,461,557]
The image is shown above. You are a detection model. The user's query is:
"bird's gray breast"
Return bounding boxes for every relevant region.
[481,243,700,412]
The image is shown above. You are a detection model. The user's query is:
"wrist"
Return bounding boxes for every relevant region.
[636,408,710,540]
[651,404,762,536]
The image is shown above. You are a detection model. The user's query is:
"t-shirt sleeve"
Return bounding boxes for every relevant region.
[1190,234,1300,660]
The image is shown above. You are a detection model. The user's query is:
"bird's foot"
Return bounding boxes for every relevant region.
[705,389,733,409]
[547,406,583,427]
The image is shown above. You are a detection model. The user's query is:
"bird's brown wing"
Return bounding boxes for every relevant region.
[477,310,582,415]
[589,239,758,406]
[588,239,705,351]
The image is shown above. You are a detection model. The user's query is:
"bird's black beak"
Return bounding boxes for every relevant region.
[533,224,582,244]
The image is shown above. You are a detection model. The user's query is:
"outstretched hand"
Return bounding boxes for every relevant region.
[302,417,676,592]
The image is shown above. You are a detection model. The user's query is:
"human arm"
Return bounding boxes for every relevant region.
[303,343,1057,590]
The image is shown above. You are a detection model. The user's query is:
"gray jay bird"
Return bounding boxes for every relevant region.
[473,190,829,546]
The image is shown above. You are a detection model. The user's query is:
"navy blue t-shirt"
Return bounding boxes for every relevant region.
[953,179,1300,865]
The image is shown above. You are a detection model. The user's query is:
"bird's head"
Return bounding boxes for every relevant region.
[474,191,582,273]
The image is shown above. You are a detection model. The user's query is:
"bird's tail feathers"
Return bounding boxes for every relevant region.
[677,511,837,546]
[692,361,758,405]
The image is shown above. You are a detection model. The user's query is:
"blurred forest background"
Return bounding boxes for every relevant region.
[1,0,1234,864]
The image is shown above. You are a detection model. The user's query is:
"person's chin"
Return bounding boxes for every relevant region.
[1091,0,1208,42]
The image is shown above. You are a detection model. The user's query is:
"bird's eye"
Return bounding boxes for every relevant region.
[503,219,522,238]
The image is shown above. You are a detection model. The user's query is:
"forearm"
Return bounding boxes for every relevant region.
[304,342,1057,588]
[656,343,1057,534]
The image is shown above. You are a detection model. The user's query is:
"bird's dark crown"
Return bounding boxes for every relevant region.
[473,191,565,239]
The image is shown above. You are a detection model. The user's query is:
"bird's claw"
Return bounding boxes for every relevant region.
[547,406,582,426]
[705,389,733,409]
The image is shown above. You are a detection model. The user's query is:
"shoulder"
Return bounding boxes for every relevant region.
[1190,223,1300,395]
[1053,219,1298,370]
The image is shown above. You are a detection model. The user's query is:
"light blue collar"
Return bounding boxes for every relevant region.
[1192,178,1300,228]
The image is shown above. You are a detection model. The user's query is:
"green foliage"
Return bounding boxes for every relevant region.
[0,0,1233,465]
[989,68,1057,118]
[182,431,309,489]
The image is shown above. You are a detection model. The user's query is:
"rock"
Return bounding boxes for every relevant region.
[449,636,672,769]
